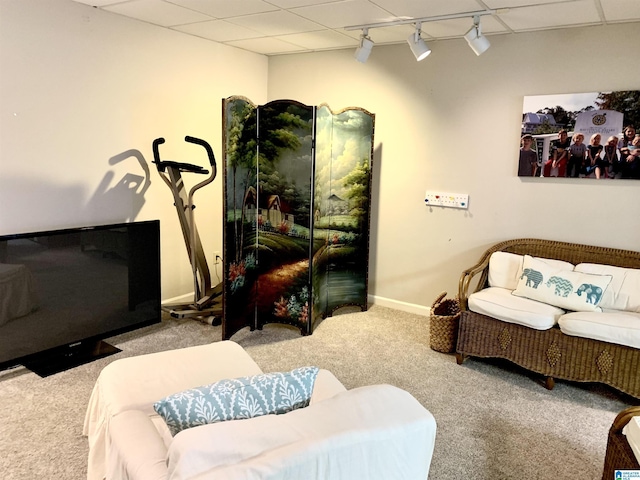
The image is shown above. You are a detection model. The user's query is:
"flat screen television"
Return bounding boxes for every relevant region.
[0,220,160,376]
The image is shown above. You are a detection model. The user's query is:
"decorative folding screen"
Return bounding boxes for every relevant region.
[222,96,374,340]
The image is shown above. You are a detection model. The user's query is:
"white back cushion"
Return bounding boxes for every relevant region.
[575,263,640,312]
[488,252,523,290]
[488,252,574,291]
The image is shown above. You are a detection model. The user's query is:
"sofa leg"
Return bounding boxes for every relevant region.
[545,376,555,390]
[455,353,466,365]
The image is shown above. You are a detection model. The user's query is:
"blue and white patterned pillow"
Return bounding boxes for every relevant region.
[154,366,319,436]
[512,255,612,312]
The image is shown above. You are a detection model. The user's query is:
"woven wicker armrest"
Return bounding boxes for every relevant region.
[458,253,492,310]
[612,406,640,433]
[602,406,640,478]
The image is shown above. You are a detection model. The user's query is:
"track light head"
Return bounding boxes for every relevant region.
[354,29,374,63]
[407,23,431,61]
[464,16,490,56]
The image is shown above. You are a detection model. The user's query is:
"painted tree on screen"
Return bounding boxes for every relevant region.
[226,101,310,262]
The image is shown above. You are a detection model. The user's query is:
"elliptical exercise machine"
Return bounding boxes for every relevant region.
[152,136,222,324]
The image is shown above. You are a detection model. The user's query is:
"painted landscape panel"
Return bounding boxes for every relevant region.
[312,105,374,327]
[223,97,374,339]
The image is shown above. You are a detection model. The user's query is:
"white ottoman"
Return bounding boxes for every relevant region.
[83,341,346,480]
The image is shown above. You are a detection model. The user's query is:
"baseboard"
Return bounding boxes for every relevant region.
[368,295,429,316]
[162,292,194,305]
[165,293,429,316]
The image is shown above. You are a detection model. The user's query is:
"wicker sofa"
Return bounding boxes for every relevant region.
[602,406,640,478]
[455,238,640,398]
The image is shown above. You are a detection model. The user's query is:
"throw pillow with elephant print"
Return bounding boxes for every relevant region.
[512,255,612,312]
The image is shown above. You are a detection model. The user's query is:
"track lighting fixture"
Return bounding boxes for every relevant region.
[345,9,496,62]
[354,28,374,63]
[464,15,491,56]
[407,23,431,61]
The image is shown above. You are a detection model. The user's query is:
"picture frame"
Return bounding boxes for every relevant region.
[519,91,640,179]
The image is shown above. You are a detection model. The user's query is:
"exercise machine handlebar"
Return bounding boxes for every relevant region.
[152,136,214,175]
[185,136,216,168]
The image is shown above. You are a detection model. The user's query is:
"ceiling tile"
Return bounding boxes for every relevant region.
[225,10,323,35]
[103,0,212,27]
[274,29,358,49]
[172,19,263,41]
[167,0,279,19]
[267,0,344,7]
[70,0,640,56]
[370,0,487,19]
[600,0,640,22]
[227,37,307,54]
[497,0,601,31]
[73,0,125,6]
[292,0,396,28]
[483,0,568,7]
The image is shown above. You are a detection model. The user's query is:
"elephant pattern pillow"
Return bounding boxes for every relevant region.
[512,255,612,312]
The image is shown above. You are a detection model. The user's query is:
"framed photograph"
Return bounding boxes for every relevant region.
[519,91,640,179]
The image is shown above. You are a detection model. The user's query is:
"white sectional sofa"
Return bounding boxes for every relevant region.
[456,238,640,397]
[84,341,437,480]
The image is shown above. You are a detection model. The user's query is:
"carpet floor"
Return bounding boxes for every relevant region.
[0,305,632,479]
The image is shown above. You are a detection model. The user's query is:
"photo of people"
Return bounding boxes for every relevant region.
[519,91,640,179]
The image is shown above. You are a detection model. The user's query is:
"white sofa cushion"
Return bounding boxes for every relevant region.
[575,263,640,313]
[488,252,524,290]
[468,287,564,330]
[558,310,640,349]
[512,255,612,312]
[623,416,640,465]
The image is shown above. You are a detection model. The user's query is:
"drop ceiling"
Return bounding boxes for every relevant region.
[72,0,640,56]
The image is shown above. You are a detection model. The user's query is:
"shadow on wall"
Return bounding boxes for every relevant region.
[0,149,151,234]
[85,149,151,223]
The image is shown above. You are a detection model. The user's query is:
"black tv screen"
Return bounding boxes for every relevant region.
[0,220,160,376]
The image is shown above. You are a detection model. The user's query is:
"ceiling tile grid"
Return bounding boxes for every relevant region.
[71,0,640,55]
[223,10,324,36]
[169,0,279,18]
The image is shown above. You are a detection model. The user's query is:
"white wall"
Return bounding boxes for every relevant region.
[2,3,639,313]
[0,0,268,300]
[268,24,640,314]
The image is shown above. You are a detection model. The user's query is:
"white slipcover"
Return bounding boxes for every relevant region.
[108,384,437,480]
[83,341,264,480]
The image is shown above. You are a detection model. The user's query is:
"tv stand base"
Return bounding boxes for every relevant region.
[22,340,121,377]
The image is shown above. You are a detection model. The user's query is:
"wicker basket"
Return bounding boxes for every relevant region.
[429,292,461,353]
